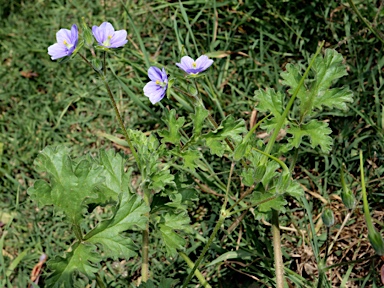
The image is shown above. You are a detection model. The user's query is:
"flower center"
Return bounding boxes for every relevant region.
[102,35,113,47]
[192,62,197,68]
[156,79,166,87]
[63,40,73,49]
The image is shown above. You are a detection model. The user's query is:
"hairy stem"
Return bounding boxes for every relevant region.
[179,252,212,288]
[271,209,284,288]
[260,41,324,166]
[100,75,141,170]
[141,224,149,282]
[182,212,226,288]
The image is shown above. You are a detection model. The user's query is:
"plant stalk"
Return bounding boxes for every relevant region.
[260,41,324,166]
[141,224,149,282]
[182,212,226,288]
[271,209,284,288]
[100,75,141,170]
[179,252,212,288]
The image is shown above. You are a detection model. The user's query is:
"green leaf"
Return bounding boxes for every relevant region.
[129,130,174,192]
[207,249,253,267]
[159,212,191,256]
[251,191,287,212]
[254,88,284,118]
[280,63,306,99]
[46,243,100,288]
[96,149,131,203]
[85,191,149,259]
[203,116,246,156]
[281,49,353,118]
[158,109,185,144]
[313,87,354,111]
[287,120,333,153]
[191,105,209,137]
[181,150,200,171]
[28,145,108,225]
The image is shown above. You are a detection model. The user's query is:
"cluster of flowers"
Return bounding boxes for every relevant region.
[48,22,128,60]
[144,55,213,104]
[48,23,213,105]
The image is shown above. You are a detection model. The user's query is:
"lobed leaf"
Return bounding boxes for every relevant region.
[159,212,191,256]
[287,120,333,153]
[46,243,100,288]
[158,109,185,144]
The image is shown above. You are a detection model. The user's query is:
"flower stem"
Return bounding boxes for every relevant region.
[347,0,384,45]
[179,252,212,288]
[99,75,141,171]
[182,211,226,288]
[271,209,284,288]
[141,223,149,282]
[79,53,140,170]
[260,41,324,166]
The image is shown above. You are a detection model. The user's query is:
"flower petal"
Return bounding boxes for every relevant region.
[56,28,73,45]
[161,67,168,82]
[110,30,128,48]
[176,56,194,73]
[143,81,165,104]
[48,43,68,60]
[92,25,104,44]
[195,55,213,72]
[147,67,163,82]
[70,24,79,45]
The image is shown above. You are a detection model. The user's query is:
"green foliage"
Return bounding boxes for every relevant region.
[158,211,191,256]
[287,120,333,153]
[84,191,149,259]
[47,244,100,287]
[159,109,185,145]
[29,145,149,286]
[28,145,117,225]
[129,130,175,192]
[203,116,246,156]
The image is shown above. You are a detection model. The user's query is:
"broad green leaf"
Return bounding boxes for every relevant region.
[181,150,200,171]
[93,149,131,205]
[251,191,287,212]
[46,243,100,288]
[158,109,185,144]
[159,212,191,256]
[203,116,246,156]
[190,105,209,137]
[312,49,349,91]
[254,88,284,118]
[85,191,149,259]
[285,180,304,198]
[28,145,108,225]
[287,120,333,153]
[280,63,306,100]
[281,49,353,118]
[313,87,353,111]
[129,130,174,192]
[205,138,226,156]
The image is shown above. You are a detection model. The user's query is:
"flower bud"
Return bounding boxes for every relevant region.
[234,142,247,160]
[341,189,355,210]
[81,18,94,48]
[254,164,266,183]
[91,58,102,72]
[368,231,384,256]
[277,171,290,193]
[322,208,335,227]
[187,84,197,96]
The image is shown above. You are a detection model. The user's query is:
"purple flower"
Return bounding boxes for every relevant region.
[143,67,168,104]
[92,22,128,48]
[176,55,213,74]
[48,24,78,60]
